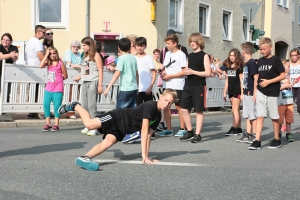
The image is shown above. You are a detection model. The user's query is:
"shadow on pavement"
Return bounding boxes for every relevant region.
[0,142,87,158]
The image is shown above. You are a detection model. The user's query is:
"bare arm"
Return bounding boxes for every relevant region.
[253,74,258,102]
[66,61,81,69]
[141,119,156,165]
[60,61,68,80]
[146,69,156,95]
[103,70,121,96]
[39,49,49,68]
[95,52,103,94]
[259,72,285,88]
[239,73,244,100]
[223,75,228,101]
[37,51,44,62]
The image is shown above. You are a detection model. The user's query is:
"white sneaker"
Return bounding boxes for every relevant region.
[81,127,89,134]
[87,129,99,136]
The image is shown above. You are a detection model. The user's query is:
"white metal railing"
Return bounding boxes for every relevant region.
[0,61,231,115]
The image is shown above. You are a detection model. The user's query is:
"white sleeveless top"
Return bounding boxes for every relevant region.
[290,64,300,88]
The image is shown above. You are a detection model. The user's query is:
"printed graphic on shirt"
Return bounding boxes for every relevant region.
[280,79,293,99]
[48,71,56,83]
[258,65,272,72]
[227,69,237,77]
[243,66,248,89]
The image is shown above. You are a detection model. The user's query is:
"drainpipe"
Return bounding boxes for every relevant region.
[86,0,90,37]
[261,0,265,31]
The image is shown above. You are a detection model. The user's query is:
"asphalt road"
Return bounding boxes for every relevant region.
[0,115,299,200]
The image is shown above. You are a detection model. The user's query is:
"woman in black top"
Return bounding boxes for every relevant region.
[223,48,244,136]
[43,29,54,50]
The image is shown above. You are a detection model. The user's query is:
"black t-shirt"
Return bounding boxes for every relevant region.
[186,51,206,85]
[226,67,243,95]
[256,56,285,97]
[110,100,161,134]
[0,44,19,77]
[160,45,188,63]
[243,59,257,96]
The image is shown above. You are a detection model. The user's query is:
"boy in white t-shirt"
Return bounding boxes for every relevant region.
[127,36,156,143]
[157,34,186,136]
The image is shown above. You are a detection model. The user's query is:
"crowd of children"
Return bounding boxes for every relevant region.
[25,24,300,170]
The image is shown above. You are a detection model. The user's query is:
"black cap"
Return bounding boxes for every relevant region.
[167,29,176,36]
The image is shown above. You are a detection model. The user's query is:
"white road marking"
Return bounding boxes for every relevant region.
[94,159,209,167]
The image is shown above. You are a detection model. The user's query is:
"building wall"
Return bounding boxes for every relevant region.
[0,0,157,58]
[292,0,300,50]
[155,0,263,61]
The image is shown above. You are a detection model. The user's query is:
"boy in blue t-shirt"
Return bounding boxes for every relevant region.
[103,38,139,142]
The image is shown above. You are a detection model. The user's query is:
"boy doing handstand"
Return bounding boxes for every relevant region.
[58,89,177,171]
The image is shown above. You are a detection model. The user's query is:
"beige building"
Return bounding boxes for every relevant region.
[0,0,299,63]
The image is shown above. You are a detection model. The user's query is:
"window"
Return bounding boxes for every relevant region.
[242,16,248,41]
[32,0,69,29]
[299,3,300,24]
[292,0,295,23]
[277,0,289,8]
[199,2,211,37]
[169,0,184,32]
[222,9,233,41]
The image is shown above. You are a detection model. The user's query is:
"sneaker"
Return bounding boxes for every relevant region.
[269,132,282,141]
[286,133,294,142]
[75,156,99,171]
[236,132,251,143]
[156,122,165,131]
[157,130,173,137]
[281,125,286,132]
[248,140,261,150]
[174,128,187,137]
[58,101,81,114]
[127,133,141,143]
[268,139,282,149]
[180,131,195,141]
[51,125,59,132]
[191,134,202,143]
[42,124,52,132]
[225,127,238,136]
[236,128,243,135]
[87,129,99,136]
[246,134,256,144]
[122,132,140,143]
[81,127,89,134]
[151,132,156,140]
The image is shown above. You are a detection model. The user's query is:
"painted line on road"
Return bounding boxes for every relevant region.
[94,159,209,167]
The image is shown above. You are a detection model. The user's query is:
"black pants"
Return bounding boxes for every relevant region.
[292,87,300,114]
[136,92,153,106]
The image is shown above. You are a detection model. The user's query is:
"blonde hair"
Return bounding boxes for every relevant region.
[162,88,177,102]
[259,37,272,47]
[281,59,289,65]
[188,32,205,50]
[126,34,138,46]
[241,42,254,54]
[47,46,60,64]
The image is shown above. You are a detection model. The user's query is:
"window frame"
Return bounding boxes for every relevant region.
[199,1,211,38]
[242,15,249,41]
[168,0,184,33]
[299,2,300,24]
[222,9,233,41]
[31,0,69,29]
[277,0,289,8]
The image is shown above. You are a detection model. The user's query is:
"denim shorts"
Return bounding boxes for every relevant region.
[116,90,137,109]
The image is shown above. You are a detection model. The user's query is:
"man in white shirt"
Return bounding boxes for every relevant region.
[25,25,45,66]
[25,25,46,119]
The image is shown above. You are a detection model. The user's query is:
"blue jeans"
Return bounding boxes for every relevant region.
[116,90,137,109]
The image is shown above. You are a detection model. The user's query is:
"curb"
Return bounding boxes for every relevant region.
[0,111,232,128]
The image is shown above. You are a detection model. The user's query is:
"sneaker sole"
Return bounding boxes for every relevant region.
[122,135,140,143]
[127,139,141,143]
[225,134,239,136]
[236,140,248,143]
[248,147,261,150]
[246,141,254,144]
[51,130,59,132]
[287,139,295,142]
[75,158,99,171]
[174,134,184,137]
[87,133,99,136]
[42,130,50,132]
[157,134,173,137]
[180,138,193,142]
[191,140,202,143]
[268,145,282,149]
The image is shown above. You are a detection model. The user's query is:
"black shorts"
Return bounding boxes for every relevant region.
[181,84,206,112]
[163,89,182,104]
[97,112,124,142]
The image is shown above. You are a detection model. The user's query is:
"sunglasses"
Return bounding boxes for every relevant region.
[46,33,54,36]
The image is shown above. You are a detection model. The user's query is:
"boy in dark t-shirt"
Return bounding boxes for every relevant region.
[236,42,258,144]
[248,37,285,150]
[179,32,211,143]
[58,89,177,171]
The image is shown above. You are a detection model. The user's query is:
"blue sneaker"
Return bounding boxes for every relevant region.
[157,129,173,137]
[75,156,99,171]
[174,129,186,137]
[122,132,140,143]
[58,102,81,114]
[127,133,141,143]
